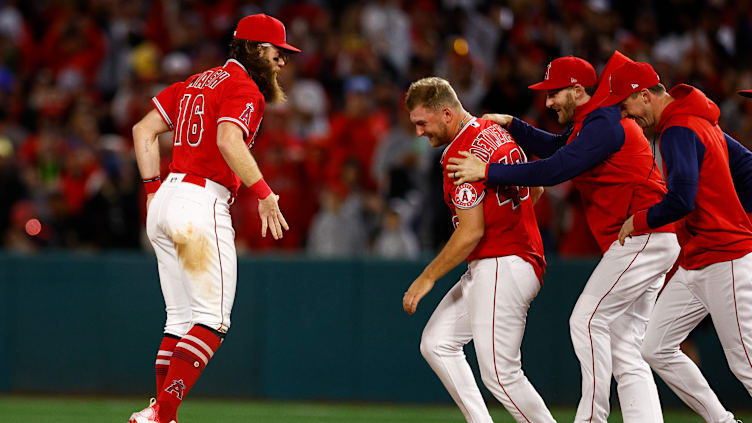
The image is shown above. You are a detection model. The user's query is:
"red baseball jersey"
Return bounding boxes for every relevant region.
[152,59,265,195]
[440,117,546,280]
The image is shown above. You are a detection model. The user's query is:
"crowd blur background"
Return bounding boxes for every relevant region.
[2,0,752,258]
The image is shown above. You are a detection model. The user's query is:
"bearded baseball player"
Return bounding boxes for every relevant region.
[446,55,680,423]
[403,77,555,423]
[605,61,752,423]
[127,14,298,423]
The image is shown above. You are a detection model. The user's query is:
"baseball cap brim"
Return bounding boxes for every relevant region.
[528,80,565,91]
[275,43,301,53]
[740,90,752,98]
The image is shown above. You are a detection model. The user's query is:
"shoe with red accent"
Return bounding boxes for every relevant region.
[128,398,159,423]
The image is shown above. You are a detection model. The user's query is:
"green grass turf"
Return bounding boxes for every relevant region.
[0,396,750,422]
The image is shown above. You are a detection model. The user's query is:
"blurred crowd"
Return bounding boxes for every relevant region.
[3,0,752,257]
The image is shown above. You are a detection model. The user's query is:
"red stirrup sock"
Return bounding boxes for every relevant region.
[155,334,180,393]
[157,325,222,422]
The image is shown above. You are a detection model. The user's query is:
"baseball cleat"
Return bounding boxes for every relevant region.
[128,398,162,423]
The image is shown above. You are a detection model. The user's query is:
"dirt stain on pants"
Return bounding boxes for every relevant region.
[172,224,212,275]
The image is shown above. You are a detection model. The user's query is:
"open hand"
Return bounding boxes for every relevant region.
[258,194,290,240]
[403,276,435,315]
[446,151,487,185]
[481,113,513,128]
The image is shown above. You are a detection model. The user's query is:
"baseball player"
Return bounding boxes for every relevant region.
[605,61,752,423]
[127,14,298,423]
[403,77,555,423]
[446,55,680,423]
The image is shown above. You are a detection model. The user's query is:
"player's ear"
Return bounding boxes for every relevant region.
[442,107,453,123]
[640,89,650,104]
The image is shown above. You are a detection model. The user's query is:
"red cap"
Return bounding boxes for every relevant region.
[603,61,660,106]
[739,90,752,98]
[528,56,597,90]
[233,14,301,53]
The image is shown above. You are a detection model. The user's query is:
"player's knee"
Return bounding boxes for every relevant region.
[419,332,458,362]
[480,360,522,388]
[419,333,440,361]
[569,309,589,341]
[640,337,664,367]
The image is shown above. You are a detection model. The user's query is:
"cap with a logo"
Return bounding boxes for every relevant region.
[528,56,597,90]
[234,14,301,53]
[603,61,659,106]
[739,90,752,98]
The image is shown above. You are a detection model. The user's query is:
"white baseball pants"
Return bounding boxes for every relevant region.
[146,173,237,337]
[420,256,555,423]
[641,252,752,423]
[569,232,680,423]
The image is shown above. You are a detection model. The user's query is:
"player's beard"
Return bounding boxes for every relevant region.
[229,40,286,104]
[247,59,286,104]
[557,92,577,124]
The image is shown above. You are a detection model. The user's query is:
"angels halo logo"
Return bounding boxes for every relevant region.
[454,183,478,208]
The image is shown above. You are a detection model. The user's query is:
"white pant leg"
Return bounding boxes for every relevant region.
[147,184,192,337]
[468,256,556,423]
[421,274,492,423]
[610,278,663,423]
[570,233,679,423]
[689,252,752,397]
[148,179,238,335]
[189,198,236,333]
[642,272,736,423]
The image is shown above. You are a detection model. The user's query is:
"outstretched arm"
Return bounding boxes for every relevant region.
[403,203,484,315]
[449,109,625,186]
[483,113,570,158]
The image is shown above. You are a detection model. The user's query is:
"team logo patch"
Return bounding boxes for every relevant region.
[239,102,254,127]
[453,183,478,208]
[165,379,186,400]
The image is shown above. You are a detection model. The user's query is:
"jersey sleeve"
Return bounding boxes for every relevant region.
[151,81,186,130]
[446,149,486,209]
[486,108,625,187]
[637,126,704,231]
[725,132,752,212]
[217,84,265,143]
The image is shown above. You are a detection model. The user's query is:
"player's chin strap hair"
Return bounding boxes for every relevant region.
[143,176,161,194]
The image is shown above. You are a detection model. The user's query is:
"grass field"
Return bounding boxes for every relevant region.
[0,396,750,422]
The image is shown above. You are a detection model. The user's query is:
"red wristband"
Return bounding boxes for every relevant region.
[250,178,272,199]
[143,176,161,195]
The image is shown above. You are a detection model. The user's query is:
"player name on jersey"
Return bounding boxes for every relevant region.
[187,69,231,90]
[468,125,516,163]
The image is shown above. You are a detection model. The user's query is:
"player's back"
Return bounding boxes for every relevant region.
[151,59,265,195]
[441,117,546,280]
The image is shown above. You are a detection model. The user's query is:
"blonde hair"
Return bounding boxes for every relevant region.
[405,77,461,111]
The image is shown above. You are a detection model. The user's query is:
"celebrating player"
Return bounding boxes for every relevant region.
[605,61,752,423]
[403,77,555,423]
[127,14,297,423]
[446,55,679,423]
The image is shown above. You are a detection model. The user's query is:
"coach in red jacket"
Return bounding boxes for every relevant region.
[606,61,752,423]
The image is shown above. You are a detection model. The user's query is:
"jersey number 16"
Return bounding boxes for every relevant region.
[175,94,205,147]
